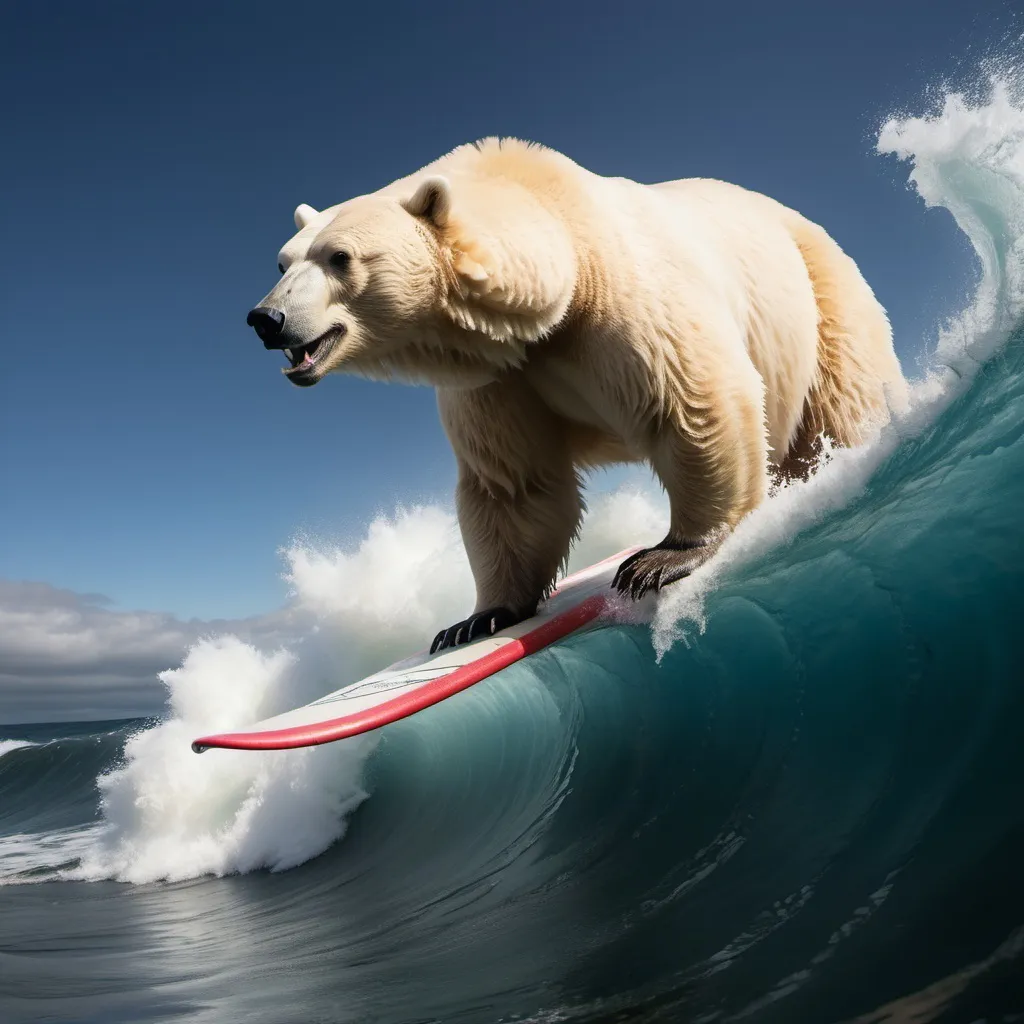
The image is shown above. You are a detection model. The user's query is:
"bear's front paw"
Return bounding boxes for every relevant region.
[612,534,723,600]
[430,606,523,654]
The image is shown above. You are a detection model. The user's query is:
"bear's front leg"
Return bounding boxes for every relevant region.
[430,466,584,653]
[431,381,584,653]
[614,371,769,600]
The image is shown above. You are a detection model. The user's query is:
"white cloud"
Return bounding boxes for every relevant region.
[0,579,304,723]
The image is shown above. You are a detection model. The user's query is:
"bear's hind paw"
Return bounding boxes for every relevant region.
[430,606,523,654]
[612,535,722,600]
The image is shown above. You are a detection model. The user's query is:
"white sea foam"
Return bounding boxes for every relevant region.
[0,739,36,758]
[68,637,375,883]
[878,73,1024,371]
[0,825,102,885]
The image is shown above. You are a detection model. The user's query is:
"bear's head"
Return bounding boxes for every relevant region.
[246,173,577,388]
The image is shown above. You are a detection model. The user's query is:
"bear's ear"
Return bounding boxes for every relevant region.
[293,203,320,230]
[437,204,577,344]
[402,176,452,228]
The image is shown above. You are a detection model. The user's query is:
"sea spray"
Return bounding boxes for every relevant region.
[73,638,376,882]
[69,492,665,883]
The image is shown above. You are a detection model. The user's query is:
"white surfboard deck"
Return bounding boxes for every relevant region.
[191,547,639,753]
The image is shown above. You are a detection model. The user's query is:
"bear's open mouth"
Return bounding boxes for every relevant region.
[280,326,345,386]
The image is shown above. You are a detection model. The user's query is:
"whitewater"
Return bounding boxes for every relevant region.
[2,76,1024,1023]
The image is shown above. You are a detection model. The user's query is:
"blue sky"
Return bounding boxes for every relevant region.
[0,0,1011,621]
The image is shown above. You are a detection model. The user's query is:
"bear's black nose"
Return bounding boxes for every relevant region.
[246,306,287,347]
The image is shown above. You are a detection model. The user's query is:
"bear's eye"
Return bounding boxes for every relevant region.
[329,251,351,272]
[278,262,285,275]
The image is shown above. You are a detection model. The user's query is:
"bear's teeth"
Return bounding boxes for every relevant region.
[283,348,294,362]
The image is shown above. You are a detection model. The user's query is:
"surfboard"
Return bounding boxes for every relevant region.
[191,547,639,753]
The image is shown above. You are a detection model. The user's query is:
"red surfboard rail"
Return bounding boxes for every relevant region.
[190,547,638,754]
[191,593,608,753]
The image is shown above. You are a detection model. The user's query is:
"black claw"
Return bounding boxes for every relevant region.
[612,533,724,601]
[611,549,643,592]
[466,615,490,643]
[467,609,504,642]
[429,605,524,654]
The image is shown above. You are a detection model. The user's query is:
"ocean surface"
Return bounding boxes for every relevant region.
[3,80,1024,1023]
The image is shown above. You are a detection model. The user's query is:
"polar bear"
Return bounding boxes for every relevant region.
[246,138,908,653]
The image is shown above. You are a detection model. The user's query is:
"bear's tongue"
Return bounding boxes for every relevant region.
[284,340,319,368]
